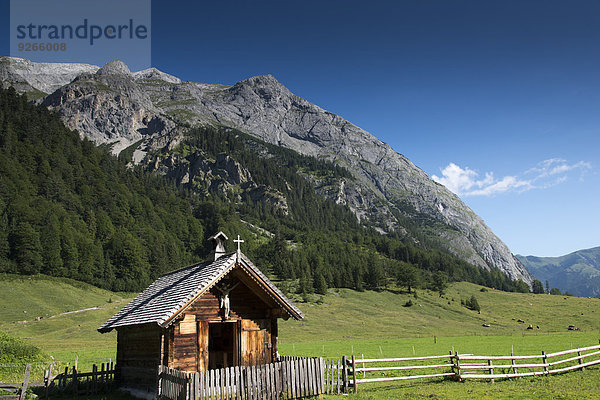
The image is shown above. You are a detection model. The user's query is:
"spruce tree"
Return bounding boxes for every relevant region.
[10,222,43,274]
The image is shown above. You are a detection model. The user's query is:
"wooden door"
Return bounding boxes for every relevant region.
[240,319,271,366]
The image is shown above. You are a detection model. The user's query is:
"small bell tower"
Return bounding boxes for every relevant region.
[208,231,229,260]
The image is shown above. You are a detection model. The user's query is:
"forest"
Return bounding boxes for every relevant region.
[0,87,530,295]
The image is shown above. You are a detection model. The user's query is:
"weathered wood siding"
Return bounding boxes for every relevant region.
[197,321,209,371]
[116,324,161,390]
[240,319,272,366]
[166,269,280,371]
[186,283,273,321]
[171,315,199,373]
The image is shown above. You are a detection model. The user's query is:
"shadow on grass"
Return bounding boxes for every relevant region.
[30,386,138,400]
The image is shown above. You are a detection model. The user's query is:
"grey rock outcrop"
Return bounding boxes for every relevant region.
[194,75,532,283]
[0,56,98,95]
[40,60,176,154]
[150,152,289,215]
[133,68,182,84]
[0,58,533,284]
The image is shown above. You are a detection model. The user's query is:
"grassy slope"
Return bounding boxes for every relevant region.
[1,275,599,398]
[280,282,600,343]
[0,274,134,368]
[2,276,599,359]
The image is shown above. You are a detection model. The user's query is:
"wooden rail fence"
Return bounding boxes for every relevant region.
[343,343,600,391]
[158,357,324,400]
[51,362,116,396]
[347,353,468,390]
[455,344,600,381]
[0,362,115,399]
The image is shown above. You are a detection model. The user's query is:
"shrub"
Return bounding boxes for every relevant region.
[0,331,44,363]
[464,295,481,312]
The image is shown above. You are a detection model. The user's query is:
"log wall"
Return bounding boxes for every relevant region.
[116,324,162,391]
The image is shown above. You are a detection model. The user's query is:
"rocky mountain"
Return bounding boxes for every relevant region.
[517,247,600,297]
[0,56,98,97]
[0,57,533,285]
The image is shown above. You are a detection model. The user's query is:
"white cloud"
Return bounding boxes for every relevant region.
[433,159,591,197]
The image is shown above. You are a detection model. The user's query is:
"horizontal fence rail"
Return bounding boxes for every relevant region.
[455,344,600,380]
[347,353,471,390]
[158,357,324,400]
[343,343,600,391]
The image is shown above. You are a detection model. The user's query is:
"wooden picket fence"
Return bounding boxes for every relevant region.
[323,358,344,394]
[343,343,600,391]
[157,357,324,400]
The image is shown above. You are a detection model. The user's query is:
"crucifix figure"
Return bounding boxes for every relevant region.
[215,281,239,319]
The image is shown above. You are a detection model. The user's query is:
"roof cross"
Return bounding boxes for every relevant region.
[234,235,244,257]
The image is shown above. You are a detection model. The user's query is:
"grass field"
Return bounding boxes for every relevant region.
[326,368,600,400]
[1,274,599,398]
[279,282,600,342]
[0,274,133,371]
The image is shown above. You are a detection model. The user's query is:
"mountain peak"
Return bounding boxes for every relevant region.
[97,60,131,76]
[0,57,534,286]
[0,56,99,94]
[133,67,181,84]
[237,74,284,88]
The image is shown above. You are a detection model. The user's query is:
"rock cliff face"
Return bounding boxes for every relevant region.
[0,57,533,284]
[41,60,176,154]
[0,56,98,95]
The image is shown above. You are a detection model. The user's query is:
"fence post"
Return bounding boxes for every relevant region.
[488,359,494,383]
[511,352,518,374]
[72,366,78,396]
[351,355,357,393]
[577,351,585,370]
[341,356,348,394]
[156,365,162,397]
[454,352,461,381]
[62,366,68,392]
[542,351,548,375]
[44,363,53,400]
[92,364,97,394]
[336,358,340,394]
[19,364,31,400]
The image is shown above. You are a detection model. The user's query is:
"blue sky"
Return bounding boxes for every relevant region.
[2,0,598,256]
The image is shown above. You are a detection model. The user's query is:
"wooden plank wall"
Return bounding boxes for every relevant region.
[169,278,279,371]
[116,324,162,391]
[186,285,273,322]
[117,325,162,368]
[172,318,199,373]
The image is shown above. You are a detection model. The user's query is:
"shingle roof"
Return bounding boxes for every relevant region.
[98,252,302,333]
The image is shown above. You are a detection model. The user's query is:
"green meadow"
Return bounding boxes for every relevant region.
[1,274,599,398]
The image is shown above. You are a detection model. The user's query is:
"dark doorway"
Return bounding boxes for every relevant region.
[208,322,235,369]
